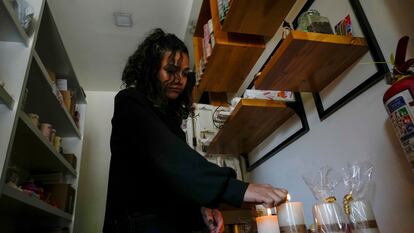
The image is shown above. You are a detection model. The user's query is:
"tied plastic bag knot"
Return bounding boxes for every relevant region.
[325,196,337,203]
[343,194,353,215]
[303,166,341,202]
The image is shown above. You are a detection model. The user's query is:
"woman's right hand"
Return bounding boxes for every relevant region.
[243,183,288,208]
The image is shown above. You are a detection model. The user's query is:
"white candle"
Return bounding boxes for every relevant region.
[313,202,347,233]
[349,200,380,233]
[277,194,307,233]
[256,208,280,233]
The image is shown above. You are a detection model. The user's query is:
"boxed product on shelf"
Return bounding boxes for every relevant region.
[43,184,75,214]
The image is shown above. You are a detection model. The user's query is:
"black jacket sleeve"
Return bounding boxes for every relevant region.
[112,90,249,208]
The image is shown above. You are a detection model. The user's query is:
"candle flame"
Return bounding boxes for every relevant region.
[287,193,291,202]
[267,208,272,216]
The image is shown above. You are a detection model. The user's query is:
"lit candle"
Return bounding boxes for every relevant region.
[277,194,307,233]
[256,208,280,233]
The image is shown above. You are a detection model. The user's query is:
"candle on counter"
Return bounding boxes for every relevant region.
[313,202,347,233]
[277,194,307,233]
[256,207,280,233]
[349,200,380,233]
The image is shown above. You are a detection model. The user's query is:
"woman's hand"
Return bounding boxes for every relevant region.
[243,183,288,208]
[200,207,224,233]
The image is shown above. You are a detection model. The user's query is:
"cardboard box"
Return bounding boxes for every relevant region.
[43,184,75,214]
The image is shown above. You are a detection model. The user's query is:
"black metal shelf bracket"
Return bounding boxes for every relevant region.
[309,0,389,120]
[242,92,309,171]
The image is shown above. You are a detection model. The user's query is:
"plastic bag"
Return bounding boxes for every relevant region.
[303,166,348,233]
[12,0,34,34]
[342,162,380,233]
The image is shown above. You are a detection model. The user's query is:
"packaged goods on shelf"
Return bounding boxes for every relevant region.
[203,23,212,59]
[56,79,68,91]
[63,153,77,170]
[43,184,75,213]
[297,9,334,34]
[60,90,72,112]
[207,19,215,48]
[217,0,230,24]
[28,113,40,128]
[11,0,34,34]
[243,89,295,102]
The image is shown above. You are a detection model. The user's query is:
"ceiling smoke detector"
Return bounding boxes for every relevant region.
[114,12,133,27]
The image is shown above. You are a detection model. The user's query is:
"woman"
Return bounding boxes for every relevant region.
[104,28,288,233]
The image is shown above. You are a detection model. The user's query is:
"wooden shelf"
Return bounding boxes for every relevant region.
[0,185,72,221]
[207,99,294,154]
[255,31,369,92]
[25,53,81,138]
[11,111,77,176]
[0,0,29,45]
[221,0,297,36]
[192,0,265,102]
[0,84,14,109]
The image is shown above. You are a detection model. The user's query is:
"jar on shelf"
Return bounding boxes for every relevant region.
[297,9,333,34]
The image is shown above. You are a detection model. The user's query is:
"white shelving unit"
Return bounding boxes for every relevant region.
[0,85,14,109]
[1,185,72,221]
[0,0,30,45]
[15,112,77,176]
[0,1,85,232]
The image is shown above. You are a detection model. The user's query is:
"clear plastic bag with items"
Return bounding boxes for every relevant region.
[342,162,380,233]
[11,0,34,34]
[303,166,349,233]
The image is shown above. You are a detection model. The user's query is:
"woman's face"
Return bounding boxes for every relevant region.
[158,51,190,100]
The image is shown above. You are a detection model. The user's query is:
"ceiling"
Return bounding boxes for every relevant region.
[48,0,198,92]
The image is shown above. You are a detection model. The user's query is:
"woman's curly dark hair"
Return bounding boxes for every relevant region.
[122,28,195,120]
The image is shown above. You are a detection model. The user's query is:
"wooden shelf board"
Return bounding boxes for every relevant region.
[0,0,29,45]
[208,99,294,154]
[206,41,264,92]
[255,31,369,92]
[1,185,72,221]
[11,112,77,176]
[0,84,14,109]
[209,0,264,47]
[194,35,265,94]
[192,0,266,99]
[222,0,297,36]
[26,53,81,138]
[194,0,265,47]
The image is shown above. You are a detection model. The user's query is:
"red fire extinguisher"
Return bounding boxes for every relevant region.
[383,36,414,172]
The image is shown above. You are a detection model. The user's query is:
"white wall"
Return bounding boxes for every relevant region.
[247,1,414,232]
[73,91,116,233]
